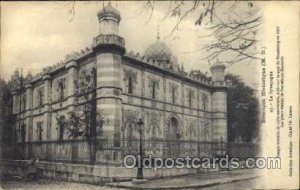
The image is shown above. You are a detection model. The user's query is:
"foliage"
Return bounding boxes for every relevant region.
[55,68,103,140]
[225,74,259,142]
[0,79,14,146]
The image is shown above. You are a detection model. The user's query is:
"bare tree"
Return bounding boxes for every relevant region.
[65,1,260,66]
[148,1,260,66]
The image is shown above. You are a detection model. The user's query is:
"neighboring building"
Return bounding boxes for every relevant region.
[10,4,227,163]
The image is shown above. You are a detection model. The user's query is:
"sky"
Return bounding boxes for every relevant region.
[0,1,258,88]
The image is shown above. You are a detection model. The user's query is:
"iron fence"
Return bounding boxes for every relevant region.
[1,139,259,163]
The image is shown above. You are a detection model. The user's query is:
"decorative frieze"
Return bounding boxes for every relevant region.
[185,118,197,140]
[200,120,211,141]
[145,111,162,134]
[122,109,139,131]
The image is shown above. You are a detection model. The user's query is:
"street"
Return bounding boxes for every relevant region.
[201,178,264,189]
[1,178,264,190]
[1,178,111,190]
[1,169,264,190]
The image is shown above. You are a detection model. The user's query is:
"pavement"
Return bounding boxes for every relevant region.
[107,169,261,189]
[0,179,113,190]
[1,169,261,189]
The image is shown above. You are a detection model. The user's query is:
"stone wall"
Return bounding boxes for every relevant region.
[0,159,218,184]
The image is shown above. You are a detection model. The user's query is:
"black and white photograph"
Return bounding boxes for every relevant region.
[0,1,299,189]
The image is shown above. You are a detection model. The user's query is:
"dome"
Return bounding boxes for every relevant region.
[210,61,226,71]
[97,3,121,22]
[144,40,177,64]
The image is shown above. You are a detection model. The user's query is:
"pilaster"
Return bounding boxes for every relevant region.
[42,74,52,141]
[25,83,33,142]
[66,60,78,111]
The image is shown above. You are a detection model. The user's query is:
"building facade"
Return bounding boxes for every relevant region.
[10,4,227,162]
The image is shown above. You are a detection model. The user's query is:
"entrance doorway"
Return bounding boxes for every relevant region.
[166,117,181,157]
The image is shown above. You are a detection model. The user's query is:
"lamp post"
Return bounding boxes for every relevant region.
[137,118,144,179]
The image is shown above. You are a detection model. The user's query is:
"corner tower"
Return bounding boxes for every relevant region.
[93,3,125,148]
[210,62,227,147]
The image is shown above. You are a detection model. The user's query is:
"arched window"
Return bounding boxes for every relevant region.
[22,96,26,111]
[166,117,181,157]
[202,94,208,110]
[127,124,133,147]
[188,126,195,140]
[36,121,43,141]
[58,82,64,100]
[151,127,158,150]
[128,77,133,94]
[152,82,156,99]
[38,90,43,107]
[172,87,176,104]
[58,115,65,141]
[21,124,26,143]
[126,123,138,148]
[202,121,211,141]
[188,91,192,107]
